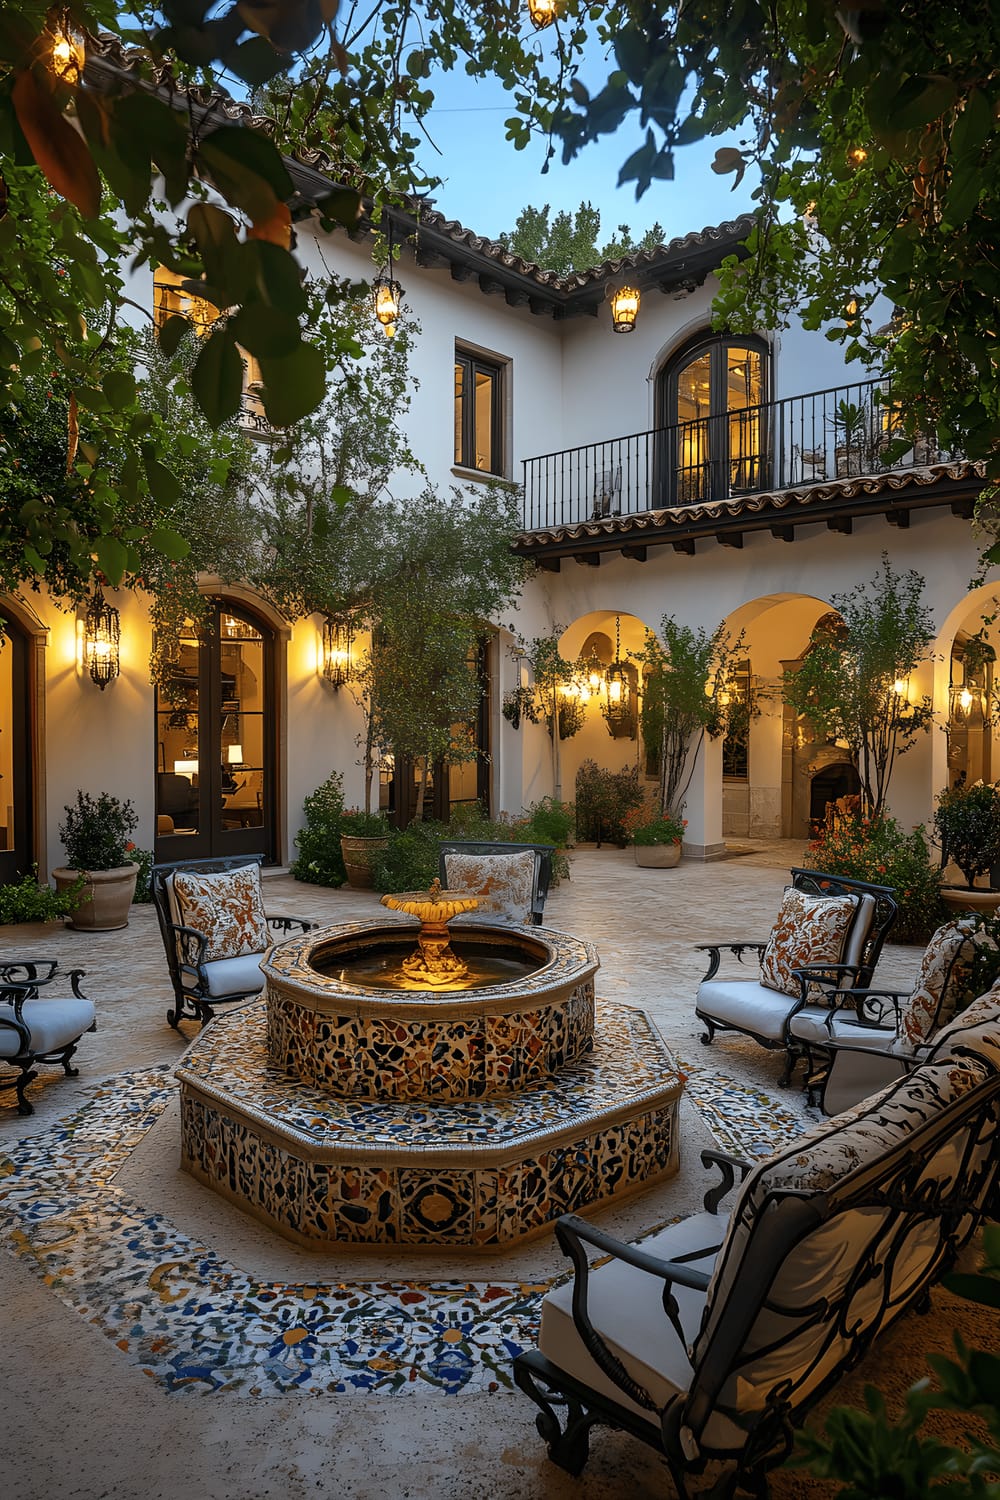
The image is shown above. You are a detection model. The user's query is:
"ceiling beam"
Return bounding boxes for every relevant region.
[574,553,601,567]
[827,515,853,534]
[952,498,976,519]
[671,538,695,555]
[770,524,795,541]
[621,545,648,562]
[885,509,910,528]
[538,557,561,573]
[717,532,743,549]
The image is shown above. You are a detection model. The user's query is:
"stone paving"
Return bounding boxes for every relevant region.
[0,844,964,1500]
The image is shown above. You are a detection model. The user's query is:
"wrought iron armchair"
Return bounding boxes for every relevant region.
[787,914,993,1114]
[694,866,898,1082]
[0,958,95,1115]
[437,840,555,926]
[151,854,314,1028]
[515,1032,1000,1498]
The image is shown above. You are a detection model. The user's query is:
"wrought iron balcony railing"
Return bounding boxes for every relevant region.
[520,376,945,533]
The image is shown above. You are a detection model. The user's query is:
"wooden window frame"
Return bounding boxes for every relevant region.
[454,346,506,476]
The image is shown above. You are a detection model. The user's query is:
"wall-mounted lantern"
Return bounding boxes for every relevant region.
[48,21,85,84]
[82,587,120,690]
[321,615,353,688]
[608,284,640,333]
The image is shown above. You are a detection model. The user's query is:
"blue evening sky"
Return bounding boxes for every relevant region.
[418,70,759,245]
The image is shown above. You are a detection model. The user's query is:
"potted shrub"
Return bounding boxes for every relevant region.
[625,808,686,868]
[53,790,140,930]
[339,808,393,889]
[934,780,1000,913]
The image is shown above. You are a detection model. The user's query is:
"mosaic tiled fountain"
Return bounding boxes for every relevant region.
[176,884,684,1250]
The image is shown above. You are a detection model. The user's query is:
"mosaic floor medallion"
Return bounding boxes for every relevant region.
[0,1054,809,1398]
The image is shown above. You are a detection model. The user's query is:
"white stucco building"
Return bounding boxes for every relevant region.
[1,75,995,884]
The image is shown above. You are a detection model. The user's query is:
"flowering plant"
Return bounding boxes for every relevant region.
[58,790,138,871]
[807,812,943,943]
[625,809,686,846]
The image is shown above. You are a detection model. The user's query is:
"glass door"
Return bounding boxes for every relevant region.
[154,603,275,862]
[657,336,768,505]
[0,620,32,883]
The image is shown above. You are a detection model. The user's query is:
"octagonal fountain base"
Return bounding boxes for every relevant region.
[177,995,683,1251]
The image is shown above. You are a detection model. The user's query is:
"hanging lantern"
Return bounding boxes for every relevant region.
[527,0,558,27]
[604,616,631,724]
[48,22,85,84]
[83,587,120,690]
[608,284,640,333]
[372,270,403,338]
[321,616,353,688]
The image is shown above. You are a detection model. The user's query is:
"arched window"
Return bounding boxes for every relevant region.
[656,333,770,505]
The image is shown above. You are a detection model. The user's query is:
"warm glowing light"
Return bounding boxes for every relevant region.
[893,677,908,696]
[527,0,558,26]
[227,744,244,765]
[718,689,732,707]
[174,759,199,778]
[847,145,868,168]
[321,616,353,688]
[959,687,974,712]
[82,587,120,689]
[49,27,85,83]
[608,284,640,333]
[373,274,403,338]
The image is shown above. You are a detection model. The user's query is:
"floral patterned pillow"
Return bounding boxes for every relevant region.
[170,864,270,961]
[899,916,981,1050]
[758,886,860,998]
[444,850,536,924]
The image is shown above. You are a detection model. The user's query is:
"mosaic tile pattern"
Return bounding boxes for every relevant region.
[178,999,682,1247]
[263,920,599,1102]
[0,1053,808,1397]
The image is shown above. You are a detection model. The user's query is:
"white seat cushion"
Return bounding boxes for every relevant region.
[539,1211,724,1429]
[181,953,266,1000]
[696,979,798,1042]
[0,997,96,1057]
[788,1005,907,1054]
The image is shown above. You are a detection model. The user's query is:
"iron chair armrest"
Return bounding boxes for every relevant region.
[829,986,906,1031]
[554,1212,716,1408]
[788,963,871,1007]
[169,921,210,971]
[266,914,317,935]
[699,1148,753,1213]
[696,941,767,982]
[0,985,32,1052]
[0,958,60,990]
[0,966,87,1003]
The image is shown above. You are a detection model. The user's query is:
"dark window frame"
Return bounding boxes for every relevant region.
[454,346,505,476]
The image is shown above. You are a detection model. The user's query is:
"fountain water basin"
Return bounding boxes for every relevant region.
[176,913,684,1251]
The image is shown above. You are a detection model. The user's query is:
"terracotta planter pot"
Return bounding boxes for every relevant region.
[633,842,682,869]
[53,862,139,931]
[340,835,390,889]
[941,886,1000,917]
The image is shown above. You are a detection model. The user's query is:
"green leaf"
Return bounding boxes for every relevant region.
[93,535,130,586]
[258,340,327,426]
[224,35,290,85]
[187,203,242,287]
[143,456,183,506]
[315,188,362,230]
[198,126,294,221]
[103,370,136,411]
[157,313,192,358]
[227,304,302,359]
[191,329,244,428]
[951,88,993,160]
[115,92,189,206]
[888,75,959,132]
[148,528,191,561]
[240,239,308,316]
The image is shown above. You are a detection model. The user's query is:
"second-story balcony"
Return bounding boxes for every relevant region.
[518,377,981,565]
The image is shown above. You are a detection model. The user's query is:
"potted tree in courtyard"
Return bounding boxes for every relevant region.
[783,555,935,820]
[53,791,139,930]
[934,780,1000,913]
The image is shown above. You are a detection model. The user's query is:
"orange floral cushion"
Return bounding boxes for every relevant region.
[170,865,270,961]
[759,886,859,999]
[444,850,535,924]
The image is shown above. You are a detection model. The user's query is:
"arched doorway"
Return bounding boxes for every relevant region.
[154,602,277,863]
[0,610,37,882]
[655,332,770,505]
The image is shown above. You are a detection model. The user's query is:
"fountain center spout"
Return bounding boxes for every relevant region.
[379,877,480,989]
